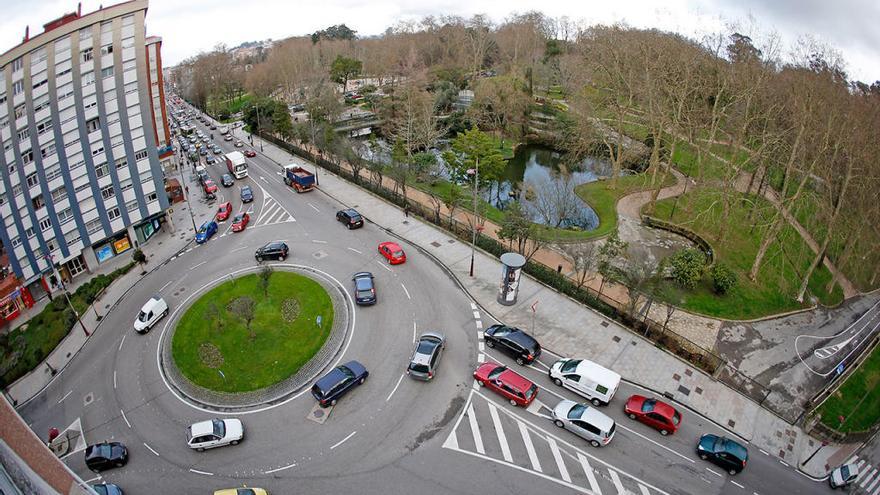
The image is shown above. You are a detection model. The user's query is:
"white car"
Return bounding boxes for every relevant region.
[548,358,621,406]
[187,419,243,451]
[133,296,168,334]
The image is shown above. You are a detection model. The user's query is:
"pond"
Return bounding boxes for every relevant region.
[486,145,613,230]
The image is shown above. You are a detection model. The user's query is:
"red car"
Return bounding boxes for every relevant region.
[231,212,250,232]
[216,201,232,221]
[473,363,538,407]
[378,241,406,264]
[624,395,681,435]
[244,149,256,158]
[203,179,218,197]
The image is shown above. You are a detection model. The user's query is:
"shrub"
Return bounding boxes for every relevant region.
[669,248,706,289]
[710,263,737,295]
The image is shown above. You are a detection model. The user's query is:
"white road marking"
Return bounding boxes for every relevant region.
[189,469,213,476]
[473,311,480,319]
[443,430,459,450]
[159,280,173,291]
[487,402,512,462]
[401,283,411,299]
[308,203,320,212]
[58,391,72,404]
[577,453,602,495]
[865,472,880,492]
[120,409,131,428]
[330,431,357,450]
[479,342,484,352]
[860,468,878,487]
[412,321,417,343]
[477,330,483,340]
[518,420,542,472]
[548,436,571,482]
[731,480,745,489]
[470,302,478,310]
[478,353,484,362]
[264,462,297,474]
[230,245,249,253]
[760,449,770,456]
[476,320,483,329]
[347,247,362,254]
[375,259,392,272]
[466,403,485,454]
[779,460,789,467]
[706,467,723,477]
[311,239,327,244]
[260,175,268,182]
[118,334,126,351]
[143,442,160,456]
[113,371,117,389]
[386,374,405,402]
[84,476,102,483]
[615,424,695,463]
[190,261,207,270]
[610,469,626,492]
[639,485,650,495]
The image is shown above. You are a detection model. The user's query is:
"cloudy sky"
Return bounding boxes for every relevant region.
[2,0,879,83]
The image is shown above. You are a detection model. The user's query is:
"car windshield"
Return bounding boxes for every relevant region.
[393,250,404,258]
[355,278,372,290]
[525,384,538,400]
[492,326,511,337]
[198,225,208,234]
[137,311,148,322]
[487,365,506,380]
[672,411,681,425]
[357,289,373,298]
[840,465,851,479]
[339,365,356,379]
[218,206,227,213]
[561,359,581,373]
[233,215,243,222]
[641,399,656,413]
[409,362,430,373]
[212,419,225,437]
[568,403,587,419]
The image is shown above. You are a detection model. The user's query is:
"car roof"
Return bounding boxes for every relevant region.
[572,359,622,385]
[504,328,540,350]
[498,368,534,392]
[343,208,361,216]
[380,241,401,250]
[721,437,748,459]
[264,241,286,249]
[189,419,216,437]
[571,403,615,430]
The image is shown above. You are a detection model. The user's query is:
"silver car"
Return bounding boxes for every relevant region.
[552,399,616,448]
[407,332,445,380]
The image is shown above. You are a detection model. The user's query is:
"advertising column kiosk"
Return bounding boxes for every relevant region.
[497,252,527,306]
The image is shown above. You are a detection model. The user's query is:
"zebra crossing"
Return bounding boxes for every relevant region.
[847,455,880,494]
[255,195,295,227]
[444,391,668,495]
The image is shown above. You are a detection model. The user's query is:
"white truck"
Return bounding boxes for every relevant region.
[225,151,248,179]
[219,125,229,135]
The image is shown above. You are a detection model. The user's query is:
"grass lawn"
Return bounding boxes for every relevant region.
[209,93,252,122]
[650,187,843,319]
[171,271,333,393]
[816,344,880,433]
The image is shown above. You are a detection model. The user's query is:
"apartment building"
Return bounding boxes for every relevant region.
[0,0,170,303]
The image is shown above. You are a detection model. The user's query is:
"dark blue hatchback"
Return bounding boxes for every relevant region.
[697,434,748,474]
[311,360,368,407]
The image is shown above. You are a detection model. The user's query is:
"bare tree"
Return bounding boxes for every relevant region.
[559,242,598,290]
[258,266,273,297]
[523,167,580,228]
[228,296,257,341]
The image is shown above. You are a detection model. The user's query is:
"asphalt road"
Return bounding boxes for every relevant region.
[17,105,833,494]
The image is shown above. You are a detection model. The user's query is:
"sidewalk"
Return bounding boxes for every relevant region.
[4,157,219,407]
[250,131,851,477]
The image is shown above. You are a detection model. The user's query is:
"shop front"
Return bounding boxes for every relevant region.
[134,215,164,245]
[93,231,134,265]
[0,276,35,323]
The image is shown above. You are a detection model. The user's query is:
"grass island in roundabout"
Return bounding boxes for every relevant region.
[171,270,334,393]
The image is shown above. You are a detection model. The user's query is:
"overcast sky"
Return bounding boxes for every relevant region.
[2,0,879,83]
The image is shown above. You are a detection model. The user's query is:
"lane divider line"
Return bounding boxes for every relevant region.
[143,442,160,457]
[386,374,405,402]
[330,431,357,450]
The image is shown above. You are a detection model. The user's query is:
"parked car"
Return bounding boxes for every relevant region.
[133,295,169,334]
[224,134,234,141]
[407,332,445,381]
[378,241,406,264]
[231,213,250,232]
[240,185,254,203]
[552,399,616,447]
[234,140,244,147]
[84,441,128,472]
[205,155,216,165]
[213,146,223,155]
[216,201,233,221]
[195,220,218,244]
[186,418,243,451]
[829,462,860,489]
[473,363,538,407]
[91,484,124,495]
[210,124,217,130]
[214,489,268,495]
[255,241,288,262]
[312,360,369,407]
[697,434,748,475]
[483,324,541,365]
[352,272,376,305]
[337,208,364,229]
[244,149,256,157]
[221,173,234,187]
[203,179,218,198]
[548,358,620,406]
[624,395,681,435]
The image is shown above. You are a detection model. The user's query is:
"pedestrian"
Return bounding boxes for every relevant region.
[404,205,410,218]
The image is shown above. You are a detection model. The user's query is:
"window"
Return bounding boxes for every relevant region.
[82,71,95,86]
[21,149,34,165]
[32,195,45,209]
[12,80,24,95]
[101,44,113,55]
[31,48,47,64]
[101,66,114,78]
[95,162,109,178]
[66,232,81,247]
[17,128,29,141]
[51,186,67,201]
[86,218,102,234]
[115,157,127,169]
[33,79,48,90]
[107,207,121,220]
[11,236,21,248]
[46,165,62,181]
[12,58,23,72]
[74,182,90,193]
[79,28,92,41]
[14,105,26,119]
[36,119,53,135]
[86,117,101,133]
[126,200,138,212]
[134,149,148,161]
[41,143,56,159]
[0,93,5,105]
[81,48,93,62]
[46,238,58,253]
[39,217,52,231]
[33,95,50,113]
[100,184,115,199]
[146,192,158,202]
[0,193,6,206]
[140,173,152,184]
[26,173,39,188]
[119,179,132,191]
[12,184,22,197]
[56,67,71,77]
[91,146,104,157]
[57,208,73,224]
[25,227,35,238]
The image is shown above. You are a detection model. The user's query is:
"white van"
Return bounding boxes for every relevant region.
[134,296,168,334]
[549,358,621,406]
[219,126,229,135]
[552,399,616,447]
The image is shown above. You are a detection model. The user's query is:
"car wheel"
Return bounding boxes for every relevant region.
[590,440,600,448]
[475,380,483,387]
[359,377,365,385]
[162,309,168,318]
[256,255,263,262]
[591,398,602,407]
[553,378,563,387]
[699,454,708,460]
[279,254,286,261]
[197,447,205,452]
[486,340,495,348]
[516,357,526,366]
[660,429,669,436]
[628,413,637,420]
[728,468,738,476]
[231,440,239,445]
[554,419,564,428]
[115,461,124,467]
[330,399,337,406]
[347,223,352,229]
[509,399,518,407]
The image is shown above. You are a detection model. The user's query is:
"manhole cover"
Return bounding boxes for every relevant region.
[83,393,94,406]
[447,239,455,244]
[431,241,441,248]
[312,251,328,260]
[306,402,331,424]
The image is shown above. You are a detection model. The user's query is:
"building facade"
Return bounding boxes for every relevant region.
[0,0,170,297]
[145,35,173,171]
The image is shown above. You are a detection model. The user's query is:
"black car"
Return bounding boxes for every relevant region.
[255,241,288,262]
[483,324,542,365]
[311,360,368,407]
[697,434,748,475]
[91,483,124,495]
[336,208,364,229]
[352,272,376,305]
[84,441,128,472]
[221,173,235,187]
[240,185,254,203]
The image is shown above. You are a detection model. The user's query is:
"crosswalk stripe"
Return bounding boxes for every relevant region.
[257,202,277,223]
[466,403,485,454]
[487,402,512,462]
[860,468,878,486]
[577,453,602,495]
[639,484,650,495]
[518,420,542,473]
[609,469,626,494]
[858,460,867,470]
[866,471,880,492]
[547,437,571,483]
[848,456,860,465]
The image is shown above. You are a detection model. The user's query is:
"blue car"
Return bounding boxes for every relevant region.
[240,185,254,203]
[311,360,368,407]
[195,221,218,244]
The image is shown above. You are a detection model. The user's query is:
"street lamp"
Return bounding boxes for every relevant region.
[175,151,198,232]
[255,104,264,152]
[467,158,480,277]
[44,253,89,337]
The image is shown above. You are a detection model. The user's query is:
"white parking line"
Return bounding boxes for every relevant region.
[705,467,723,477]
[264,462,297,474]
[866,472,880,492]
[308,203,320,212]
[386,374,405,402]
[412,321,417,343]
[230,245,249,253]
[467,403,485,454]
[159,280,173,291]
[118,334,126,351]
[548,437,571,482]
[401,283,411,299]
[487,402,513,462]
[120,409,131,428]
[113,371,117,389]
[609,469,626,492]
[84,476,102,483]
[190,261,207,270]
[577,453,602,495]
[189,469,213,476]
[58,391,72,404]
[518,420,542,472]
[731,480,745,489]
[347,247,362,254]
[473,311,480,319]
[478,353,485,362]
[860,468,878,487]
[143,442,160,456]
[330,431,357,450]
[311,239,328,244]
[471,302,477,310]
[476,320,483,329]
[375,259,392,272]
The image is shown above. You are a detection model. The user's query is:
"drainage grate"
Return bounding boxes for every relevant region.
[447,239,455,244]
[612,335,620,343]
[695,387,703,395]
[600,321,609,327]
[673,373,681,381]
[312,250,328,260]
[677,385,690,396]
[431,241,441,248]
[83,393,94,406]
[729,420,737,428]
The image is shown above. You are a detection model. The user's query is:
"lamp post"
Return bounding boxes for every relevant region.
[255,104,264,152]
[176,151,197,232]
[45,253,89,337]
[467,158,480,277]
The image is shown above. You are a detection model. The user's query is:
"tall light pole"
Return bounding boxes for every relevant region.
[467,157,480,277]
[255,104,264,152]
[176,150,197,232]
[44,253,89,337]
